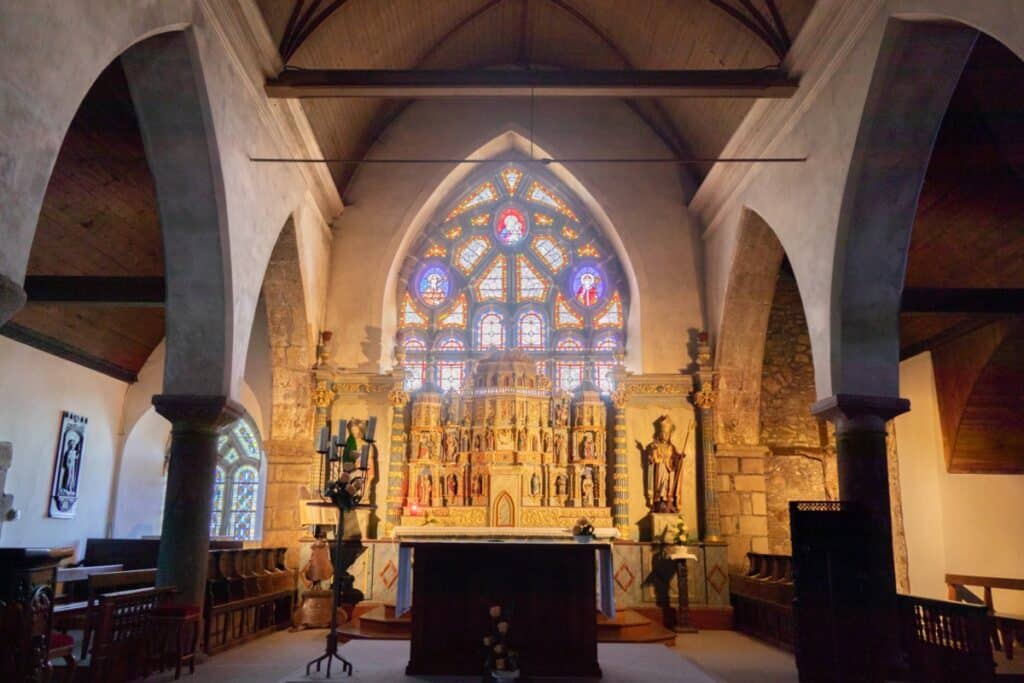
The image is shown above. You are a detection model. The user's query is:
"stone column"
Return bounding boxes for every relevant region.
[0,273,27,327]
[811,393,909,671]
[385,389,409,536]
[610,388,630,537]
[694,334,721,541]
[152,394,244,607]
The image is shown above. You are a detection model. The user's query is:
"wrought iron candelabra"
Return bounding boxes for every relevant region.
[304,418,377,678]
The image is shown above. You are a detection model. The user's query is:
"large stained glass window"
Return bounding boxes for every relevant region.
[209,415,263,540]
[397,164,629,394]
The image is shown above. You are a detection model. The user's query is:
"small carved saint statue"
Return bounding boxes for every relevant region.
[643,415,687,513]
[581,471,595,507]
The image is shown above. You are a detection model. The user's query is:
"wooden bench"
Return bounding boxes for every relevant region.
[204,547,295,654]
[76,586,176,683]
[899,594,995,682]
[946,573,1024,660]
[729,552,794,650]
[53,568,157,659]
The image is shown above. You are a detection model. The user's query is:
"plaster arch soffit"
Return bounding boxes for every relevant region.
[380,130,643,372]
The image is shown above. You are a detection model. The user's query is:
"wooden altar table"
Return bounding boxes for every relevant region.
[396,538,614,677]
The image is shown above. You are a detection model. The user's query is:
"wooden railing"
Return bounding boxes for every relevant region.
[729,552,795,650]
[204,548,295,654]
[946,573,1024,660]
[898,594,995,682]
[86,586,176,682]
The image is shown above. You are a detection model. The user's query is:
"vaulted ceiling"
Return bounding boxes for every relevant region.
[255,0,816,194]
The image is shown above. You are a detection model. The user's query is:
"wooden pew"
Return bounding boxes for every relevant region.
[80,586,176,683]
[729,552,794,650]
[203,547,295,654]
[946,573,1024,660]
[899,594,995,682]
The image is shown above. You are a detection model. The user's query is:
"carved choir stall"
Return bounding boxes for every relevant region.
[400,353,612,529]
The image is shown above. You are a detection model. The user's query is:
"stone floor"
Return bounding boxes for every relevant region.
[142,629,797,683]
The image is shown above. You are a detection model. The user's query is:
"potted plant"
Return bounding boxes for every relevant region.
[482,605,520,680]
[572,517,596,542]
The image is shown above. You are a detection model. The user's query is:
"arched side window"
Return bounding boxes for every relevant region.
[397,164,630,394]
[209,415,264,540]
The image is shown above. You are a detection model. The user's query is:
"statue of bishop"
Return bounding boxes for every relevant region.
[643,415,687,513]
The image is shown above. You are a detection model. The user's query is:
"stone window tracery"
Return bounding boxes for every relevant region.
[398,164,629,393]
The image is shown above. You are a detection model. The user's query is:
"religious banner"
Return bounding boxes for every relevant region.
[49,411,87,519]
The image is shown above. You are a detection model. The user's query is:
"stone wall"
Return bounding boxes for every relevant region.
[716,445,770,568]
[759,269,821,448]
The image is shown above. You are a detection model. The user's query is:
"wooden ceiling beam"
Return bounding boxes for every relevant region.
[23,276,165,306]
[901,288,1024,314]
[265,68,798,98]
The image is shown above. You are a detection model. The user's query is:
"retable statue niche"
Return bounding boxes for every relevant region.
[643,415,687,514]
[400,352,613,528]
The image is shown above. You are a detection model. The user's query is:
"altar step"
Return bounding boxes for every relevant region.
[339,604,675,645]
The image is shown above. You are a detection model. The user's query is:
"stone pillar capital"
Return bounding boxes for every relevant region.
[152,394,245,432]
[811,393,909,433]
[0,272,27,327]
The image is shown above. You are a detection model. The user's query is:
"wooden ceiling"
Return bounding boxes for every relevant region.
[3,60,165,382]
[901,34,1024,474]
[255,0,815,193]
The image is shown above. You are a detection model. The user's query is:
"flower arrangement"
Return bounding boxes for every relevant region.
[572,517,595,538]
[482,605,520,679]
[659,514,689,546]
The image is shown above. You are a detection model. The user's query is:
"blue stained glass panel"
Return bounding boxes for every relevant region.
[418,265,450,307]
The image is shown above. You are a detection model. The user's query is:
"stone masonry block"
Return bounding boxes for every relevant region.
[751,492,767,516]
[727,535,753,569]
[720,515,739,534]
[717,475,732,492]
[718,492,740,516]
[276,464,312,483]
[751,536,770,554]
[741,458,765,474]
[739,515,768,537]
[740,497,752,515]
[717,457,739,474]
[733,474,766,491]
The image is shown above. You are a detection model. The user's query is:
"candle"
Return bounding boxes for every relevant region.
[317,425,329,452]
[360,443,369,470]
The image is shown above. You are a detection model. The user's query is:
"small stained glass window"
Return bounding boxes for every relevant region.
[516,254,550,302]
[446,181,499,221]
[494,207,528,246]
[595,335,619,352]
[209,416,263,541]
[595,362,617,393]
[474,255,507,301]
[517,311,546,350]
[471,213,490,226]
[531,236,567,273]
[557,337,583,352]
[594,292,624,329]
[438,361,464,393]
[478,312,505,350]
[404,362,426,391]
[438,294,467,329]
[418,266,450,307]
[455,237,490,275]
[403,336,427,351]
[437,336,465,351]
[556,362,584,392]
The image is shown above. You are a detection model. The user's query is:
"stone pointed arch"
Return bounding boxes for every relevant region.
[258,216,316,561]
[121,30,235,396]
[380,130,644,373]
[829,19,977,398]
[714,209,786,447]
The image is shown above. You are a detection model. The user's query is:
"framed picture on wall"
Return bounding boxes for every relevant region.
[49,412,88,519]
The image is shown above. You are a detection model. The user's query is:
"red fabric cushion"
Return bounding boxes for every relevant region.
[152,603,201,617]
[49,632,75,649]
